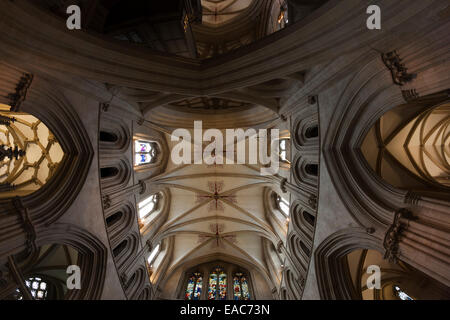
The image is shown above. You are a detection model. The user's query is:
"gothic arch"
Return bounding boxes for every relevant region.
[292,154,319,188]
[124,266,148,300]
[104,202,136,245]
[33,223,108,300]
[323,51,450,228]
[0,65,94,262]
[314,228,384,300]
[99,113,131,155]
[112,232,139,271]
[99,158,131,193]
[292,105,319,151]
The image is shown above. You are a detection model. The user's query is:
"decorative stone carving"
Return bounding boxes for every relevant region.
[12,197,37,255]
[307,95,317,105]
[0,145,26,162]
[277,240,284,253]
[139,180,146,195]
[137,118,145,126]
[308,194,317,209]
[404,191,420,205]
[7,73,33,112]
[0,115,15,126]
[280,178,288,193]
[102,195,112,209]
[402,89,419,102]
[381,51,417,86]
[383,208,416,263]
[100,102,110,112]
[366,227,376,234]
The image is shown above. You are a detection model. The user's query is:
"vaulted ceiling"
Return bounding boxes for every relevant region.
[148,132,289,292]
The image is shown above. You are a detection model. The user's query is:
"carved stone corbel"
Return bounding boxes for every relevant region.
[12,197,37,256]
[308,194,317,210]
[383,208,416,263]
[102,195,112,209]
[7,73,33,112]
[404,191,420,205]
[381,51,417,86]
[276,240,284,254]
[308,95,317,105]
[139,180,146,195]
[402,89,419,102]
[0,115,15,126]
[100,102,110,112]
[280,178,288,193]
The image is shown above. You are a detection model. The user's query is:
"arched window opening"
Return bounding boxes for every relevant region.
[305,163,318,176]
[25,277,49,300]
[100,166,119,178]
[276,194,290,217]
[5,244,81,300]
[134,140,158,166]
[124,272,136,290]
[208,267,227,300]
[300,240,311,257]
[279,138,290,163]
[361,103,450,188]
[394,285,414,300]
[106,211,123,227]
[138,194,160,228]
[113,239,128,257]
[185,272,203,300]
[302,210,315,226]
[305,125,319,139]
[147,244,161,267]
[180,262,253,300]
[99,130,118,142]
[0,107,64,198]
[277,1,289,27]
[340,249,450,300]
[233,273,251,300]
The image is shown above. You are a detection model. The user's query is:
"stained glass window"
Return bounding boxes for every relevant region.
[233,273,251,300]
[208,267,227,300]
[185,272,203,300]
[276,194,289,217]
[394,285,413,300]
[279,139,289,163]
[134,140,157,166]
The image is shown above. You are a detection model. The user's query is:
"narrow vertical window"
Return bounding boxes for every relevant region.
[279,139,289,163]
[185,273,203,300]
[139,194,159,220]
[394,285,413,300]
[233,273,251,300]
[147,244,160,267]
[208,267,227,300]
[276,194,290,217]
[134,140,157,166]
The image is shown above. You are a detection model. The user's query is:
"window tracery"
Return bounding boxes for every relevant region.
[0,107,64,197]
[134,140,158,166]
[185,272,203,300]
[233,272,251,300]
